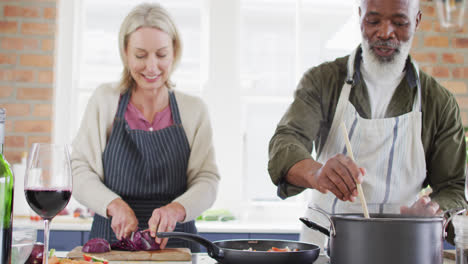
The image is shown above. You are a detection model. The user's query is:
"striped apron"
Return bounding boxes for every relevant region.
[301,48,426,248]
[89,90,200,252]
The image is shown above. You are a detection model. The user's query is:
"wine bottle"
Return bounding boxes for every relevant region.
[0,108,14,264]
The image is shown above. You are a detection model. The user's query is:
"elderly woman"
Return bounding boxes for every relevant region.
[71,3,220,252]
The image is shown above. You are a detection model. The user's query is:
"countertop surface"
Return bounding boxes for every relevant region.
[56,252,330,264]
[14,216,302,234]
[56,251,455,264]
[25,217,458,264]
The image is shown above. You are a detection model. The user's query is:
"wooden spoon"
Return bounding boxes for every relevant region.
[340,121,370,218]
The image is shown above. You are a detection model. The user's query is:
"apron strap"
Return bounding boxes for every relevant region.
[410,61,422,112]
[346,47,359,84]
[116,91,131,119]
[346,47,422,113]
[117,90,181,122]
[316,48,358,161]
[168,91,183,125]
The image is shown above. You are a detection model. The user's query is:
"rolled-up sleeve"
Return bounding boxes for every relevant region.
[268,71,325,199]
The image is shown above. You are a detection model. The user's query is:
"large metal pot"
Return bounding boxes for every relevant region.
[300,206,461,264]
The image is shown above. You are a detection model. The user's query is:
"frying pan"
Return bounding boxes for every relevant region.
[157,232,320,264]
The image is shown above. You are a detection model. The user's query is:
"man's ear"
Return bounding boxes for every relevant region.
[415,10,422,29]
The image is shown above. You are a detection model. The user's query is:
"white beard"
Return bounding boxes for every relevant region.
[361,37,413,83]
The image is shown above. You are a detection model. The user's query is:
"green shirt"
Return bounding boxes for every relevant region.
[268,49,467,214]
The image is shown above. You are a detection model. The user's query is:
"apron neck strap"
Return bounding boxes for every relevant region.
[410,60,422,112]
[346,47,359,85]
[168,91,183,125]
[117,90,131,118]
[117,89,183,123]
[346,47,422,113]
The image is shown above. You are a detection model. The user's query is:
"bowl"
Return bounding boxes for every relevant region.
[11,226,37,264]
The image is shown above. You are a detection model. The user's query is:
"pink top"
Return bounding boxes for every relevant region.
[125,101,173,131]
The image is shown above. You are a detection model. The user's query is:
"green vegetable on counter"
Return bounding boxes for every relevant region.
[197,209,236,221]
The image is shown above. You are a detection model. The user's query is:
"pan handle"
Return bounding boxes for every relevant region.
[157,232,224,260]
[307,204,336,236]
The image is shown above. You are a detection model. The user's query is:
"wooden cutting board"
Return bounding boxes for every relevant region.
[444,250,456,260]
[67,246,191,261]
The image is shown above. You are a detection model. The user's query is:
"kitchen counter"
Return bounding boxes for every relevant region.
[55,251,455,264]
[14,216,302,252]
[14,216,302,234]
[56,252,330,264]
[20,216,458,263]
[14,216,93,231]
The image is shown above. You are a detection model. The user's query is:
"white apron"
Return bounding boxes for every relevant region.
[301,48,427,248]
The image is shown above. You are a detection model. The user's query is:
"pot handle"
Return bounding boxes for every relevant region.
[307,205,336,236]
[442,208,467,238]
[157,232,224,260]
[299,217,330,237]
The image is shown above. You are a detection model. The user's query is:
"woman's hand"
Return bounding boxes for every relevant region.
[106,198,139,240]
[400,196,442,216]
[148,202,186,249]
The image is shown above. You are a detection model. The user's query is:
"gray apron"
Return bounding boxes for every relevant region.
[89,90,200,252]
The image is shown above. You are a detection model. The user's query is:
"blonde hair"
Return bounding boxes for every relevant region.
[118,3,182,93]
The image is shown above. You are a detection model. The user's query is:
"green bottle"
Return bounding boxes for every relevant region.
[0,108,14,264]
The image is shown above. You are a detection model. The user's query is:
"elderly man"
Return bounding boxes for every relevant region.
[268,0,467,246]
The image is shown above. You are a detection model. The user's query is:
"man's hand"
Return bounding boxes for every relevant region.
[400,196,442,216]
[106,198,139,240]
[148,202,186,249]
[312,154,364,201]
[287,155,364,202]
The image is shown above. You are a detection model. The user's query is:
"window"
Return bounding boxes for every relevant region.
[239,0,360,205]
[55,0,360,219]
[55,0,202,144]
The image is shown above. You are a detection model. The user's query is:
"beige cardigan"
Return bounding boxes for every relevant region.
[71,83,220,222]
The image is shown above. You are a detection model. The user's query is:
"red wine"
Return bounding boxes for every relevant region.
[0,227,12,264]
[25,188,72,220]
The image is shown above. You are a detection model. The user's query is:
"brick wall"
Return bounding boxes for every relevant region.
[0,0,56,163]
[0,0,467,164]
[412,0,468,125]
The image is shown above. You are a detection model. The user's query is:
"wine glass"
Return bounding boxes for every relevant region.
[24,143,72,264]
